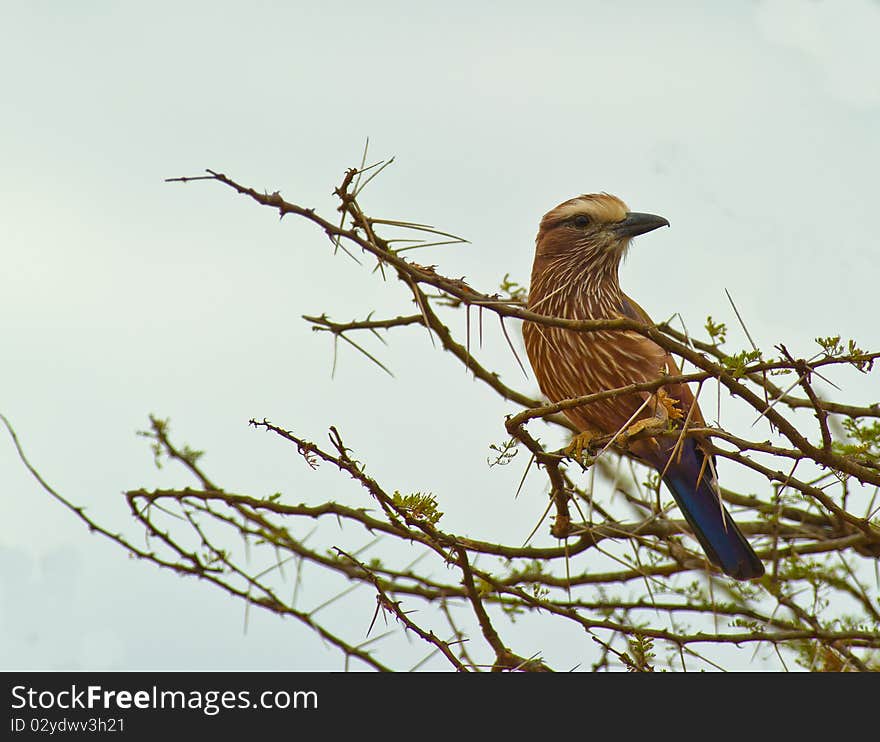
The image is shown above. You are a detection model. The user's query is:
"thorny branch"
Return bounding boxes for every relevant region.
[8,155,879,672]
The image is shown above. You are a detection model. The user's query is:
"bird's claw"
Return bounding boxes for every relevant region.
[617,417,661,445]
[657,388,684,421]
[565,430,597,461]
[617,391,683,447]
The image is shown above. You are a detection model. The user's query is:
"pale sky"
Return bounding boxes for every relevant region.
[2,1,878,671]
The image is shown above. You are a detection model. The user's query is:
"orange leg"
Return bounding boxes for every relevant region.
[565,428,600,461]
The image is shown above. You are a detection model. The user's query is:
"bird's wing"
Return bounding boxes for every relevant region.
[616,293,669,380]
[618,294,652,325]
[618,292,706,428]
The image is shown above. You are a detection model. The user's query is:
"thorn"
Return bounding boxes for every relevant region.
[465,305,472,375]
[499,317,529,379]
[515,453,535,499]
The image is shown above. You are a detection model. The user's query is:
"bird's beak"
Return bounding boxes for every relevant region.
[613,212,670,238]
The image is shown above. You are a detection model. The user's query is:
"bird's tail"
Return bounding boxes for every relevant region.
[661,438,764,581]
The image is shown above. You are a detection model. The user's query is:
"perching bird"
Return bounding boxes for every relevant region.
[522,193,764,580]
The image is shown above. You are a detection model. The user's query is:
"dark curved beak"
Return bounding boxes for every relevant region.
[613,212,669,238]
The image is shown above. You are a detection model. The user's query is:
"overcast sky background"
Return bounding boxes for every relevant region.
[2,1,878,671]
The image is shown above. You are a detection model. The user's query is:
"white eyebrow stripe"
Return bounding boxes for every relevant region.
[546,194,629,225]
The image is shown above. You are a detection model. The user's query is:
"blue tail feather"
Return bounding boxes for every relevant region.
[661,439,764,580]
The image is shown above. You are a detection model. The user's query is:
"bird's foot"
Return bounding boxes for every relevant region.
[565,430,598,461]
[617,417,661,446]
[616,391,683,448]
[657,389,684,422]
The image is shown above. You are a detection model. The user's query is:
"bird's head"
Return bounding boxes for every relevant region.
[534,193,669,270]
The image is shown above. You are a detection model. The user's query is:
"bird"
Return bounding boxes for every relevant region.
[522,193,764,580]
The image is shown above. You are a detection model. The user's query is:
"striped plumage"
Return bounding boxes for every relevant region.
[523,194,764,580]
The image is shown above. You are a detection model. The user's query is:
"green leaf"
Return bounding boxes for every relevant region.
[705,315,727,345]
[391,491,444,525]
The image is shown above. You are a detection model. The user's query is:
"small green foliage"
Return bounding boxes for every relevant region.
[836,614,873,633]
[680,580,706,600]
[529,583,550,601]
[475,577,493,596]
[832,418,880,464]
[135,416,204,470]
[136,416,171,469]
[499,273,527,303]
[731,618,764,633]
[759,486,811,521]
[816,335,874,373]
[792,641,860,672]
[150,416,169,436]
[705,316,727,345]
[391,491,443,524]
[264,492,283,502]
[146,441,164,469]
[642,471,661,493]
[621,634,655,672]
[488,438,518,467]
[816,335,844,356]
[519,559,546,577]
[500,600,525,620]
[775,555,840,588]
[846,339,873,372]
[721,349,762,378]
[180,445,204,467]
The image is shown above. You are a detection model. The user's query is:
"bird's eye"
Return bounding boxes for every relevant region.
[572,215,591,228]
